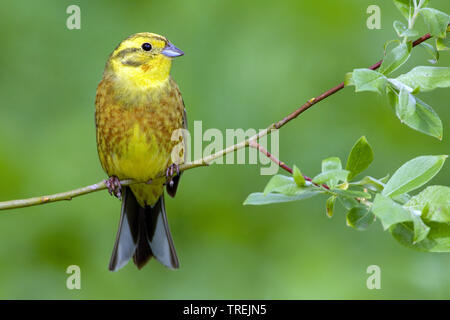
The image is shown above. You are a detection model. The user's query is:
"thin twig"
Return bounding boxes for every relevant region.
[248,140,293,174]
[0,31,436,211]
[248,141,330,190]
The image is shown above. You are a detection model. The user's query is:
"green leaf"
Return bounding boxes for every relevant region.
[326,196,336,218]
[322,157,342,187]
[412,98,443,140]
[396,86,416,119]
[396,67,450,93]
[333,189,371,200]
[406,97,443,139]
[351,69,387,94]
[419,43,439,64]
[345,136,374,180]
[379,42,412,75]
[292,165,306,187]
[436,36,450,51]
[410,213,430,243]
[338,196,361,210]
[346,206,375,231]
[392,193,411,205]
[386,85,399,110]
[393,0,413,19]
[263,175,295,195]
[313,169,349,187]
[388,88,443,139]
[405,186,450,223]
[390,221,450,252]
[384,39,401,55]
[350,176,386,192]
[373,194,430,242]
[388,78,414,92]
[372,194,412,230]
[344,72,354,86]
[379,174,390,184]
[243,190,321,205]
[319,157,344,188]
[322,157,342,172]
[420,8,450,38]
[393,20,419,38]
[382,155,447,198]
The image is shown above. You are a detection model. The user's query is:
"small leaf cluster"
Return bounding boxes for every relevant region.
[345,0,450,140]
[244,137,449,252]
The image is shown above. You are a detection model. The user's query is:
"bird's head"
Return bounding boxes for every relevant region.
[105,32,184,86]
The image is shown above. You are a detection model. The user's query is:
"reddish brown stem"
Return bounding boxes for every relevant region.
[249,142,330,190]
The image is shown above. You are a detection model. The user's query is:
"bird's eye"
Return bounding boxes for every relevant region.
[142,43,152,51]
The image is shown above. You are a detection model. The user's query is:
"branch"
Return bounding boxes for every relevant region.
[0,31,434,211]
[248,141,329,190]
[248,140,293,174]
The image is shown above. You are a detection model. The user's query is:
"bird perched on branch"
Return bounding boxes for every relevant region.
[95,32,186,271]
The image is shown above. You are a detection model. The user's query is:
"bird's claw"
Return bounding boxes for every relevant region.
[166,163,180,187]
[105,176,122,199]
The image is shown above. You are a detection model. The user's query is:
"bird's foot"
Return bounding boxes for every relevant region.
[105,176,122,199]
[166,163,180,188]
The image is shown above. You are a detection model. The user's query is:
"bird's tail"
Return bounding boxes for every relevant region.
[108,186,179,271]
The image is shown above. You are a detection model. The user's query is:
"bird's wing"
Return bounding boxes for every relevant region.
[166,94,187,198]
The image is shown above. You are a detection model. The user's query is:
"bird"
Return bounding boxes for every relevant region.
[95,32,187,271]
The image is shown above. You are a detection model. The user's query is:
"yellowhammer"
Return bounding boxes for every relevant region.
[95,32,186,271]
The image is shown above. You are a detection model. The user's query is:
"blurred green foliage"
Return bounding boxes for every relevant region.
[0,0,449,299]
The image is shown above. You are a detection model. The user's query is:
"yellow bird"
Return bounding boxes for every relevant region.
[95,32,186,271]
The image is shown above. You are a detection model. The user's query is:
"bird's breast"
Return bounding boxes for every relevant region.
[95,78,184,182]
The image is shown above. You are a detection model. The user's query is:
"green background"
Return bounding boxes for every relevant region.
[0,0,449,299]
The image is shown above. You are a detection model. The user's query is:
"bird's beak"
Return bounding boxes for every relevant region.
[162,42,184,58]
